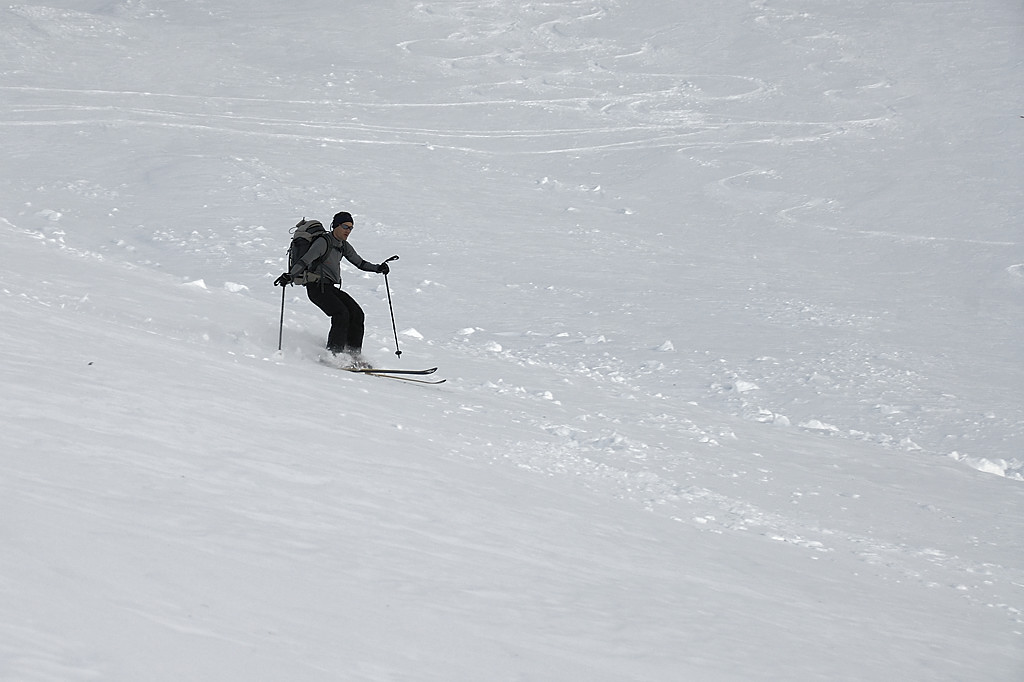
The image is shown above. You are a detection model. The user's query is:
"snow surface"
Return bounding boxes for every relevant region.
[2,0,1023,679]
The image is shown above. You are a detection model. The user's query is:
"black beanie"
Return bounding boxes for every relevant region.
[332,211,354,228]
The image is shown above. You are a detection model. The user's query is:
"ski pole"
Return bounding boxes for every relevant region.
[277,285,286,351]
[383,255,401,358]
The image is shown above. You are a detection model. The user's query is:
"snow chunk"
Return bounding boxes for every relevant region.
[756,409,791,426]
[734,380,759,393]
[949,452,1024,480]
[656,340,675,352]
[400,328,424,340]
[799,419,840,433]
[184,279,208,290]
[224,282,249,293]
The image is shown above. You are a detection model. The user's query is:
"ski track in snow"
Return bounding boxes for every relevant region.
[0,81,887,158]
[0,0,892,159]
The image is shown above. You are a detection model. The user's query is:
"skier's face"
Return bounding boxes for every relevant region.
[333,223,353,241]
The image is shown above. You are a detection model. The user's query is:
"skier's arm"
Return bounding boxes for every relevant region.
[344,243,386,273]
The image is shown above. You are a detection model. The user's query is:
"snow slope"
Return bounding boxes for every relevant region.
[1,0,1022,679]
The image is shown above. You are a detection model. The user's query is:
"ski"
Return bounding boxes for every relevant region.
[318,359,444,383]
[363,372,446,385]
[319,357,438,376]
[344,366,438,376]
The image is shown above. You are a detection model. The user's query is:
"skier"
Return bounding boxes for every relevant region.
[274,211,390,367]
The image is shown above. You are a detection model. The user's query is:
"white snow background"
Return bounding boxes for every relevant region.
[1,0,1023,680]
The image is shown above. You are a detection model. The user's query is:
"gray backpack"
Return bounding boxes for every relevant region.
[287,218,330,285]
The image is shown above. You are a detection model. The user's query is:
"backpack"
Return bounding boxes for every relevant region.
[287,218,330,285]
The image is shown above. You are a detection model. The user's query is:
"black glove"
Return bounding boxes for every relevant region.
[274,272,293,287]
[376,262,390,275]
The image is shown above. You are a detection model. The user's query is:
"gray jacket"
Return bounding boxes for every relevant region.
[289,232,379,285]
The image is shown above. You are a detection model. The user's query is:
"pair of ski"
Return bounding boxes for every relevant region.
[343,366,445,385]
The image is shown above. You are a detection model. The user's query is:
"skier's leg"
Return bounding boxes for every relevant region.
[306,284,351,352]
[335,289,365,352]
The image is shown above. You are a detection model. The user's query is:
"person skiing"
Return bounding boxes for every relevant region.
[274,211,390,367]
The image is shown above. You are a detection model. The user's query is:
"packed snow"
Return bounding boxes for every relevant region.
[1,0,1022,680]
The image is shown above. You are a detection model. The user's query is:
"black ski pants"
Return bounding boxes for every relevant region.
[305,283,365,352]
